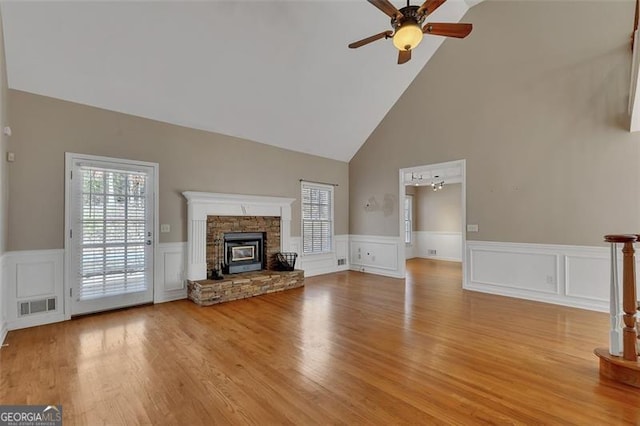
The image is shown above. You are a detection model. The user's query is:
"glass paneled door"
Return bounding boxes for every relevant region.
[67,154,156,315]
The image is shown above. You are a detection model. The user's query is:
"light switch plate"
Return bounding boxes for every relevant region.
[160,224,170,233]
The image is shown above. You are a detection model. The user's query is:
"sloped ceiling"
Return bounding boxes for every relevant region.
[1,1,476,162]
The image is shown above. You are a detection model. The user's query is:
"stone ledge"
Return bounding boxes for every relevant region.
[187,269,304,306]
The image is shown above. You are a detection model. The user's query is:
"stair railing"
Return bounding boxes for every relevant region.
[604,234,638,361]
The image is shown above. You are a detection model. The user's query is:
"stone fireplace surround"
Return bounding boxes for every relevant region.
[183,192,295,281]
[207,216,280,272]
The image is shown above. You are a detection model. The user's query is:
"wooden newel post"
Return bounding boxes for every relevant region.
[605,234,638,361]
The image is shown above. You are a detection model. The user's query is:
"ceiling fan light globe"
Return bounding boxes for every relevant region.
[393,22,423,51]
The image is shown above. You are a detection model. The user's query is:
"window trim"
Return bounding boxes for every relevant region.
[404,194,413,245]
[300,181,335,256]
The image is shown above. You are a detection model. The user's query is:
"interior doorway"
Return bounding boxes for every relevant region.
[397,160,466,285]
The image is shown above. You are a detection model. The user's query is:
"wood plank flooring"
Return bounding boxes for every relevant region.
[1,258,639,424]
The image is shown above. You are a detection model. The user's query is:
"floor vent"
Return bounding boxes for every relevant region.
[337,258,347,266]
[18,297,57,317]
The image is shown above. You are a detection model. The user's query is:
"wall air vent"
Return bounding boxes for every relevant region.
[337,258,347,266]
[18,297,57,317]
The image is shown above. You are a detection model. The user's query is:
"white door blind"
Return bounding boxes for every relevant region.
[302,183,333,254]
[74,164,149,300]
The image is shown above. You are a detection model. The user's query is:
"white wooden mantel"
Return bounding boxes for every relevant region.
[182,191,295,280]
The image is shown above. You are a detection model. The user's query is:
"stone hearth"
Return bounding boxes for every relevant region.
[187,270,304,306]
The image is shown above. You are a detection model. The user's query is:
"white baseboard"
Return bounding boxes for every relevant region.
[155,242,187,303]
[466,241,615,312]
[348,265,404,279]
[349,234,404,278]
[417,255,462,263]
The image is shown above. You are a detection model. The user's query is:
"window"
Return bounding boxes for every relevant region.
[302,182,334,254]
[404,195,413,244]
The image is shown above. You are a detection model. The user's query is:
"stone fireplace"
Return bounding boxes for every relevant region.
[182,192,295,281]
[206,216,280,273]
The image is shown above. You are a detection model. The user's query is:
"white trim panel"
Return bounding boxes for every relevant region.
[349,235,404,279]
[5,249,65,330]
[413,231,462,262]
[291,234,349,277]
[465,241,619,312]
[0,253,7,344]
[155,242,187,303]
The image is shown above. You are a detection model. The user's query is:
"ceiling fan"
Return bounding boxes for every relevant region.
[349,0,473,65]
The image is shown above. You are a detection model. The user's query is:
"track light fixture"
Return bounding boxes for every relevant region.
[431,181,444,191]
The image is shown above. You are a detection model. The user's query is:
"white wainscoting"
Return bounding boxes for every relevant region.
[290,234,349,277]
[4,249,65,331]
[2,244,187,332]
[465,241,621,312]
[413,231,462,262]
[155,242,187,303]
[349,235,404,278]
[405,236,417,260]
[0,253,7,344]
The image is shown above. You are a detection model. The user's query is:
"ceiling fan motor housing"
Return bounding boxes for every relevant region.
[391,5,426,31]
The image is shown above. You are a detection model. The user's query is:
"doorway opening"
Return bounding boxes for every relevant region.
[397,159,466,285]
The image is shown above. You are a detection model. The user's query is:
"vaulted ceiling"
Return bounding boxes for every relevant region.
[1,1,479,162]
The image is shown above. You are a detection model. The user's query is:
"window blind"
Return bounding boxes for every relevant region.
[302,183,333,254]
[74,164,149,300]
[404,195,413,244]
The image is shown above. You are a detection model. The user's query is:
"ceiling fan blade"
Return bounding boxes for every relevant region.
[423,22,472,38]
[417,0,447,17]
[367,0,403,19]
[348,30,393,49]
[398,49,411,65]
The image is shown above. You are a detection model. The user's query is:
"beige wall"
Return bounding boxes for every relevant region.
[0,9,8,332]
[0,14,7,254]
[350,1,640,246]
[415,184,461,232]
[7,90,349,250]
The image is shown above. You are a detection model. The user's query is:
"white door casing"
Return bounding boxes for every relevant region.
[64,153,159,317]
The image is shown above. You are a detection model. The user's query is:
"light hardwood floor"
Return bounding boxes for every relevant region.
[1,258,639,424]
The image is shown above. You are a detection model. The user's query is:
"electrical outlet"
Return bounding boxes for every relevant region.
[427,249,437,255]
[546,275,554,284]
[467,224,479,232]
[160,224,170,233]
